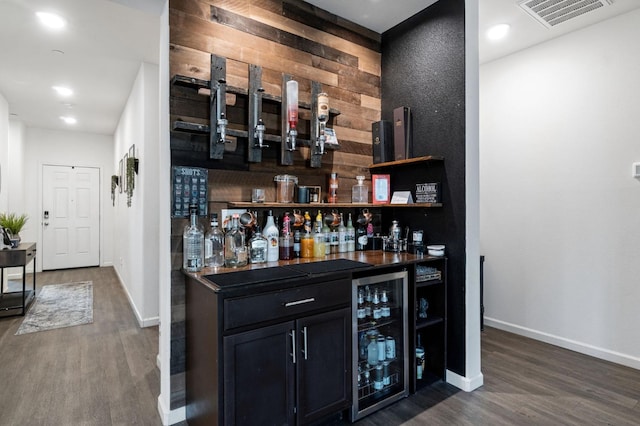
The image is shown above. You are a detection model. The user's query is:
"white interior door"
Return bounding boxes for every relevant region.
[42,165,100,270]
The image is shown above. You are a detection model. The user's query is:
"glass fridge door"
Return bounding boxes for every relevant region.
[351,270,408,421]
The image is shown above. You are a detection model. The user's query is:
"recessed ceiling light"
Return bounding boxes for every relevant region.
[36,12,66,29]
[487,23,510,41]
[60,116,77,125]
[53,86,73,97]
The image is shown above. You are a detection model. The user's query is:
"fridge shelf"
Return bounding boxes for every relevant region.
[358,372,400,400]
[416,316,444,330]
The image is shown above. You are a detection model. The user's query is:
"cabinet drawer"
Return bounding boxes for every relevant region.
[224,278,350,331]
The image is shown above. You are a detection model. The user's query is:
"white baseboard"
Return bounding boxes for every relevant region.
[113,267,158,329]
[446,369,484,392]
[157,396,186,425]
[484,317,640,370]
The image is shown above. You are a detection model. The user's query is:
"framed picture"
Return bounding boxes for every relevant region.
[372,174,390,204]
[118,159,124,193]
[123,154,129,192]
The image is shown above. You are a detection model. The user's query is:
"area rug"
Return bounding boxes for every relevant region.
[15,281,94,335]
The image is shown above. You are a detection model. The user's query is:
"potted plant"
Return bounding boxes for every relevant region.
[0,212,28,247]
[126,156,137,207]
[111,175,119,206]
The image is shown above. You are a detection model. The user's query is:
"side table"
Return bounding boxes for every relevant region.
[0,242,37,317]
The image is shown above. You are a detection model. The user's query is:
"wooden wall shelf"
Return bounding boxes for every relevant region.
[369,155,444,170]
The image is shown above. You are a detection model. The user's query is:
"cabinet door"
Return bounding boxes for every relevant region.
[296,307,351,424]
[223,321,295,426]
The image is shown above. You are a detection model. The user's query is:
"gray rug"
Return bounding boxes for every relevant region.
[15,281,94,335]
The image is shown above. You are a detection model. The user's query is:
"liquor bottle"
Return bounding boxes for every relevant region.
[330,228,339,254]
[301,230,314,258]
[304,211,312,234]
[224,214,248,267]
[322,214,331,255]
[338,213,347,253]
[364,285,372,319]
[372,288,382,320]
[356,289,366,321]
[293,228,301,258]
[313,210,325,257]
[183,205,204,272]
[367,332,378,366]
[328,172,338,203]
[346,213,355,252]
[279,212,293,260]
[204,213,224,267]
[249,225,268,264]
[416,333,425,380]
[263,210,279,262]
[356,223,368,251]
[380,289,391,318]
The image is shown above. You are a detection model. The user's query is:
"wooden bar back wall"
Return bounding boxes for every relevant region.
[169,0,382,408]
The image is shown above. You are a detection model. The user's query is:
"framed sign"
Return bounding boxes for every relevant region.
[372,174,390,204]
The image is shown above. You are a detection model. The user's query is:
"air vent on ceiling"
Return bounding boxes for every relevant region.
[518,0,614,28]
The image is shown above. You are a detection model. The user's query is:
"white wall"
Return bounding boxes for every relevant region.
[22,128,115,272]
[113,61,160,328]
[0,93,8,213]
[480,9,640,369]
[8,119,26,213]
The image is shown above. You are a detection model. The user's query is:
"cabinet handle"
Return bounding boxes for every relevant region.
[290,330,296,364]
[301,326,308,360]
[284,297,315,307]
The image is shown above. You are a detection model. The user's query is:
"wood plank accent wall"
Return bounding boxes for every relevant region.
[169,0,383,409]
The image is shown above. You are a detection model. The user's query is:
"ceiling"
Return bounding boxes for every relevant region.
[2,0,639,136]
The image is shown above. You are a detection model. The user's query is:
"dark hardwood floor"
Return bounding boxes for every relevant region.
[0,267,160,425]
[358,328,640,425]
[2,267,639,425]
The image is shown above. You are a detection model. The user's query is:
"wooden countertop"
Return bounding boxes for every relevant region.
[184,250,443,292]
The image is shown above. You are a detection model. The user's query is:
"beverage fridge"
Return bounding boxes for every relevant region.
[351,270,409,421]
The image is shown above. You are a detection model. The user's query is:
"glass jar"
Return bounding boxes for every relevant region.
[274,174,298,203]
[352,175,368,204]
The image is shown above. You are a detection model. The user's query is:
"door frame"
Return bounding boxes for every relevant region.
[38,162,103,271]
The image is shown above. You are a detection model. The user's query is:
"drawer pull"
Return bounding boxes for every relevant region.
[284,297,315,307]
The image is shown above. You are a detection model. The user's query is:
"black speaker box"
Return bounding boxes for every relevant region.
[393,106,412,160]
[372,120,393,164]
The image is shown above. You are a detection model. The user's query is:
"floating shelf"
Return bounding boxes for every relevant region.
[369,155,444,170]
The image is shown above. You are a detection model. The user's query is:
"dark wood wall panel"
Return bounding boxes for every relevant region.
[169,0,382,408]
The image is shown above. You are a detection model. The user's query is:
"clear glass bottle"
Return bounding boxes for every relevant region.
[381,289,391,318]
[372,288,382,320]
[183,205,204,272]
[356,289,366,321]
[224,214,248,267]
[364,285,372,319]
[352,175,368,204]
[263,210,279,262]
[367,332,378,366]
[330,228,339,254]
[346,213,355,252]
[204,213,224,267]
[338,213,347,253]
[322,214,331,255]
[313,210,325,258]
[249,225,268,264]
[301,230,314,258]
